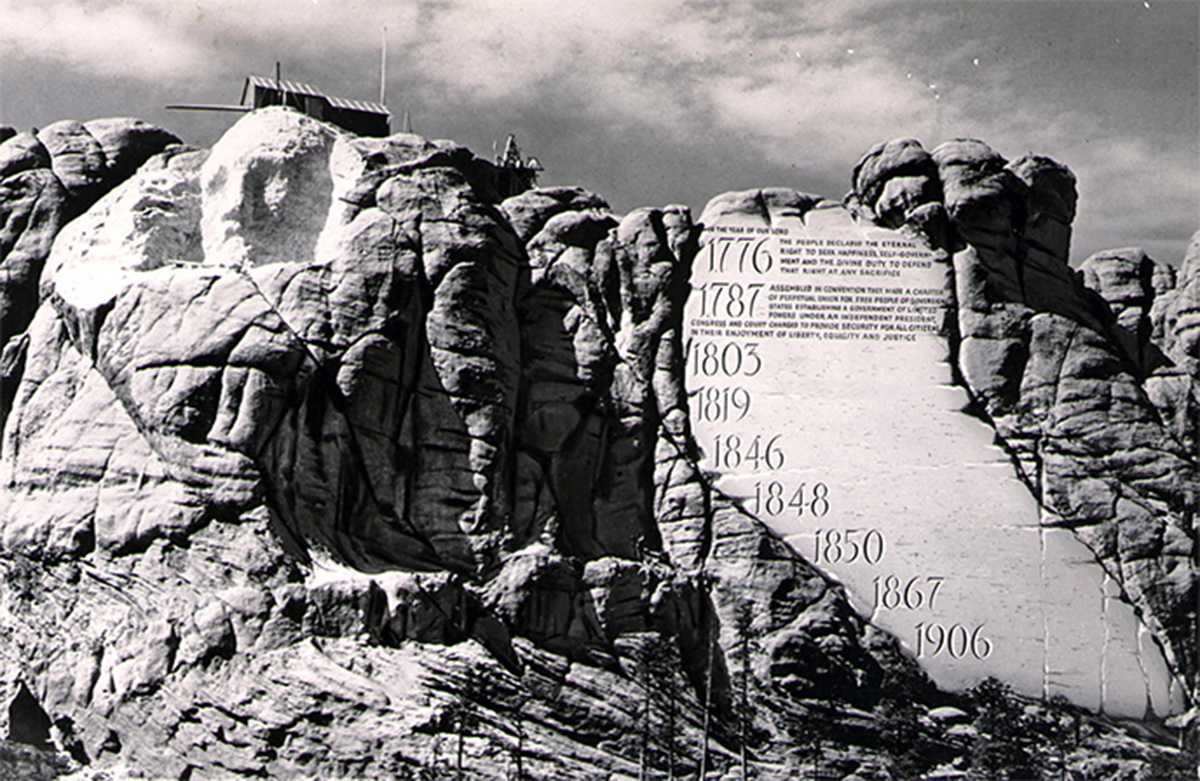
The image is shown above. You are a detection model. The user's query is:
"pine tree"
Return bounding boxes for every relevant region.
[452,664,483,780]
[507,688,529,781]
[636,633,681,780]
[967,677,1036,780]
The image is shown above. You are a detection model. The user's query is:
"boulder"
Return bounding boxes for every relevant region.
[36,121,107,202]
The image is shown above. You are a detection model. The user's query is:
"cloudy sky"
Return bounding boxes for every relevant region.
[2,0,1196,264]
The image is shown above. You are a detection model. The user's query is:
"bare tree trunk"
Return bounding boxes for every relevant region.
[699,621,714,781]
[516,719,524,781]
[640,658,650,781]
[457,710,464,781]
[667,688,676,781]
[739,664,747,779]
[511,696,526,781]
[739,631,749,781]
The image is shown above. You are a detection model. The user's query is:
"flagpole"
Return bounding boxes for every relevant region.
[380,27,388,106]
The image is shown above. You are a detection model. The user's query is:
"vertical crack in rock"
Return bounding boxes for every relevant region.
[1130,583,1155,720]
[1101,570,1112,712]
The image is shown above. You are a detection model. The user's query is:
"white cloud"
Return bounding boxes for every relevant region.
[0,0,209,81]
[406,0,936,156]
[177,0,421,56]
[409,1,709,101]
[1,0,1192,259]
[0,0,422,83]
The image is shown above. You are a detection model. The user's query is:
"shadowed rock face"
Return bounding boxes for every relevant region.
[0,109,920,777]
[851,137,1198,700]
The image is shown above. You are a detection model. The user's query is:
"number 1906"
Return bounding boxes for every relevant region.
[914,622,992,660]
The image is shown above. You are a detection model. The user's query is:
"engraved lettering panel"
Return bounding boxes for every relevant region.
[685,205,1185,717]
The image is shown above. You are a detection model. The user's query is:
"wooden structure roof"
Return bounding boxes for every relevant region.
[240,76,389,117]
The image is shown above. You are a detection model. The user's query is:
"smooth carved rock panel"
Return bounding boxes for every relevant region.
[685,191,1188,717]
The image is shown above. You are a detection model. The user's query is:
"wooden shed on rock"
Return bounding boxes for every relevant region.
[241,76,390,137]
[170,74,391,137]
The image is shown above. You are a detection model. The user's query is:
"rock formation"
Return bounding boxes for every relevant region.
[0,109,1192,778]
[850,138,1197,702]
[0,119,181,422]
[0,109,932,778]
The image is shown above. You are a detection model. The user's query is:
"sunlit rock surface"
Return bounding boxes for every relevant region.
[687,188,1186,718]
[0,109,929,778]
[0,110,1192,778]
[849,138,1196,706]
[0,118,180,425]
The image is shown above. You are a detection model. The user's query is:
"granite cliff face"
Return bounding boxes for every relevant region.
[0,110,1193,779]
[0,109,928,779]
[849,139,1197,699]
